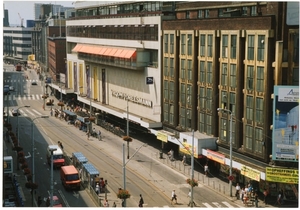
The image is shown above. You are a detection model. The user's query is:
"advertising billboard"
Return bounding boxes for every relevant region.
[272,86,299,162]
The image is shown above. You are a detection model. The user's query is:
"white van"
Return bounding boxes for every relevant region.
[46,145,65,168]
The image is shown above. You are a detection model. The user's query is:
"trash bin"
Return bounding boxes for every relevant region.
[159,151,163,159]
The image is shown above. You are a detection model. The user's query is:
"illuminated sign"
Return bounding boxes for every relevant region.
[206,149,225,164]
[241,165,261,181]
[266,167,298,184]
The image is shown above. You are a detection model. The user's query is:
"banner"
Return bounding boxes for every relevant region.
[266,167,298,184]
[179,142,197,158]
[157,132,168,143]
[206,149,225,164]
[241,165,260,181]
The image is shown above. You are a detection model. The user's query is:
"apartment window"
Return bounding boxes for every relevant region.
[199,87,205,108]
[170,58,174,78]
[187,60,192,81]
[221,63,228,86]
[207,115,212,135]
[230,64,236,88]
[164,80,168,99]
[207,62,212,84]
[231,35,237,59]
[170,81,174,101]
[230,92,236,114]
[222,35,228,58]
[207,35,213,57]
[242,6,248,15]
[251,6,257,16]
[200,34,206,56]
[163,57,168,76]
[163,103,168,123]
[205,9,209,18]
[256,67,264,92]
[187,34,192,56]
[254,128,263,154]
[257,35,265,61]
[187,84,192,106]
[186,11,190,19]
[206,88,212,110]
[180,83,186,106]
[256,97,263,123]
[181,34,186,55]
[218,8,223,17]
[293,33,299,63]
[169,104,174,124]
[170,34,175,54]
[198,10,203,19]
[199,113,205,132]
[248,35,255,60]
[245,125,253,150]
[220,118,227,142]
[222,91,227,109]
[247,66,254,90]
[246,96,253,120]
[180,59,186,79]
[164,34,168,53]
[199,61,205,83]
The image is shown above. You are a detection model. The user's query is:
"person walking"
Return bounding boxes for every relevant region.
[112,202,117,207]
[104,199,109,207]
[235,183,241,199]
[187,189,196,206]
[58,141,64,150]
[171,189,177,204]
[254,191,259,207]
[241,187,245,203]
[95,183,100,195]
[182,155,186,165]
[139,194,144,207]
[87,131,90,140]
[204,164,209,176]
[37,195,42,207]
[98,130,102,141]
[168,149,174,161]
[263,188,268,205]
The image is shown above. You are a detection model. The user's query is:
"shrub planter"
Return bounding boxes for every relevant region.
[117,189,131,199]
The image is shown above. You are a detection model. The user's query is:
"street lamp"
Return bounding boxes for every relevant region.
[79,86,93,135]
[217,108,233,197]
[32,115,49,206]
[49,147,57,207]
[122,143,147,207]
[190,130,195,207]
[17,105,30,145]
[126,99,130,159]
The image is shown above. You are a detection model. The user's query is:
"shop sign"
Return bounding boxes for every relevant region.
[180,142,197,158]
[111,90,153,108]
[266,167,298,184]
[241,165,261,181]
[206,149,225,164]
[157,132,168,143]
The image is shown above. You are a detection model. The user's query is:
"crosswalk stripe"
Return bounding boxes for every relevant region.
[36,94,40,100]
[212,202,223,208]
[32,109,42,115]
[26,110,35,117]
[202,203,213,208]
[18,95,22,100]
[222,201,235,208]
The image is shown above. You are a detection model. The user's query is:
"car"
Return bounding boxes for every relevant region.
[31,80,37,85]
[46,195,62,207]
[4,85,10,95]
[11,109,20,116]
[9,86,14,91]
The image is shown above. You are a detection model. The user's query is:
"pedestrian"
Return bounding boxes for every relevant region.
[168,149,174,161]
[187,189,196,206]
[50,109,53,116]
[241,187,245,203]
[182,155,186,165]
[87,132,90,140]
[171,189,177,204]
[121,199,125,207]
[254,191,259,207]
[58,141,64,150]
[139,194,144,207]
[263,188,268,205]
[204,163,209,176]
[104,199,109,207]
[235,183,241,199]
[37,195,42,207]
[113,202,117,207]
[95,183,100,195]
[98,130,102,141]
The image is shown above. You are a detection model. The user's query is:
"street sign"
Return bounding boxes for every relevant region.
[228,176,234,181]
[146,77,153,85]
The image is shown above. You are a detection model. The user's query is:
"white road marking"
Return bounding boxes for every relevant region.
[222,201,235,208]
[202,202,213,208]
[58,189,70,207]
[212,202,222,208]
[32,109,42,115]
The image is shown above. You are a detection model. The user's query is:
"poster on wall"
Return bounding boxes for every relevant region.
[272,86,299,162]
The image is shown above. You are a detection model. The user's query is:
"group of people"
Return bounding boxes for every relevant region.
[235,183,259,207]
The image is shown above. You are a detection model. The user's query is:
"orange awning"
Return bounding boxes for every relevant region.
[114,49,123,57]
[72,44,83,52]
[108,48,118,56]
[103,48,113,56]
[124,50,136,59]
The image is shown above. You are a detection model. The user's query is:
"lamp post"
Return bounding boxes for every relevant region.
[17,105,30,145]
[190,130,195,207]
[122,143,147,207]
[217,108,233,197]
[49,147,57,207]
[126,99,130,159]
[32,115,49,206]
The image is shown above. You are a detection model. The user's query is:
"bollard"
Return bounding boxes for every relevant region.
[219,184,221,192]
[203,174,205,183]
[213,181,215,189]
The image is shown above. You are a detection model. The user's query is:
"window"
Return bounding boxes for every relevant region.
[221,63,227,86]
[164,34,168,53]
[200,34,205,56]
[206,88,212,110]
[186,11,190,19]
[248,35,255,60]
[293,33,299,63]
[207,35,213,57]
[230,92,236,114]
[207,62,212,84]
[257,35,265,61]
[181,34,186,55]
[180,59,186,79]
[187,34,192,56]
[163,57,168,76]
[218,8,223,17]
[199,113,205,133]
[199,61,205,83]
[231,35,237,59]
[198,10,203,19]
[164,80,168,99]
[256,97,263,123]
[245,125,253,150]
[187,60,192,81]
[170,34,174,54]
[254,128,263,154]
[199,87,205,109]
[170,81,174,101]
[164,103,169,122]
[256,67,264,92]
[170,58,174,78]
[247,66,254,90]
[180,83,186,106]
[205,9,209,18]
[242,6,248,15]
[187,84,192,106]
[169,104,174,124]
[246,96,253,120]
[230,64,236,88]
[222,35,228,58]
[220,118,227,142]
[251,6,257,16]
